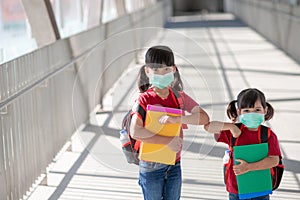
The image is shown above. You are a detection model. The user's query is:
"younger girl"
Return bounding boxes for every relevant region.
[204,88,282,200]
[130,45,209,200]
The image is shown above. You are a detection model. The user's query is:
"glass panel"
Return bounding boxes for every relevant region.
[124,0,134,13]
[50,0,102,38]
[125,0,155,13]
[102,0,118,23]
[82,0,102,29]
[50,0,83,38]
[0,0,37,64]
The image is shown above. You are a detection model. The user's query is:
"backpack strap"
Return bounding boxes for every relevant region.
[171,88,185,110]
[130,101,146,151]
[225,124,243,186]
[227,124,243,166]
[131,101,146,123]
[259,125,269,143]
[258,125,285,190]
[223,123,244,186]
[171,88,188,129]
[231,123,243,147]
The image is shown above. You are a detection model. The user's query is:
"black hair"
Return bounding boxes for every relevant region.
[145,46,174,67]
[227,88,274,121]
[137,65,150,92]
[137,45,183,92]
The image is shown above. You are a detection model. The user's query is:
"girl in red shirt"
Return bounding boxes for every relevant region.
[204,88,282,200]
[130,45,209,200]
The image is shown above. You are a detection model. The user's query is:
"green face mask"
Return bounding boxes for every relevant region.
[239,113,264,128]
[149,71,174,89]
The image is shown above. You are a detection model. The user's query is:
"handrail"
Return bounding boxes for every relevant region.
[0,2,169,199]
[0,1,165,110]
[0,41,97,110]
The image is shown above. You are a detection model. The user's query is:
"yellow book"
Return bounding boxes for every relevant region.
[139,105,182,165]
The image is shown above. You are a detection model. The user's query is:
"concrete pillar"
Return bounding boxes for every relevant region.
[99,0,104,24]
[22,0,60,47]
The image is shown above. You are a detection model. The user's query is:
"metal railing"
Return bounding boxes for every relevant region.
[0,1,171,199]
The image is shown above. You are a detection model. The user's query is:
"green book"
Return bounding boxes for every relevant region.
[234,143,272,199]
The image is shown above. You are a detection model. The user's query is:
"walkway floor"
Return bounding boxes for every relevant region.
[27,13,300,200]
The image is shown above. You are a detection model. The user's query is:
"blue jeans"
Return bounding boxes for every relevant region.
[138,161,181,200]
[229,193,270,200]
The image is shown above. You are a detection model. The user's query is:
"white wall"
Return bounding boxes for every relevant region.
[225,0,300,63]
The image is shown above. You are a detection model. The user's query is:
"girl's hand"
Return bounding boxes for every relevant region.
[233,159,250,175]
[167,136,183,153]
[159,115,180,124]
[204,121,224,133]
[204,121,241,137]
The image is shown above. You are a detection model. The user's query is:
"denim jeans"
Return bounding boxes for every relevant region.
[138,161,181,200]
[229,193,270,200]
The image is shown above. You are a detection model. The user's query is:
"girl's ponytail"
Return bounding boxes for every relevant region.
[137,65,150,92]
[227,100,238,121]
[172,66,183,91]
[265,102,274,120]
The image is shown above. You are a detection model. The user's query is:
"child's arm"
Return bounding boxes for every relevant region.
[204,121,241,138]
[158,106,210,125]
[130,114,182,153]
[233,156,280,175]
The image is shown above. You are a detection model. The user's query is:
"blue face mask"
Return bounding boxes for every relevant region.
[149,71,174,89]
[239,113,265,129]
